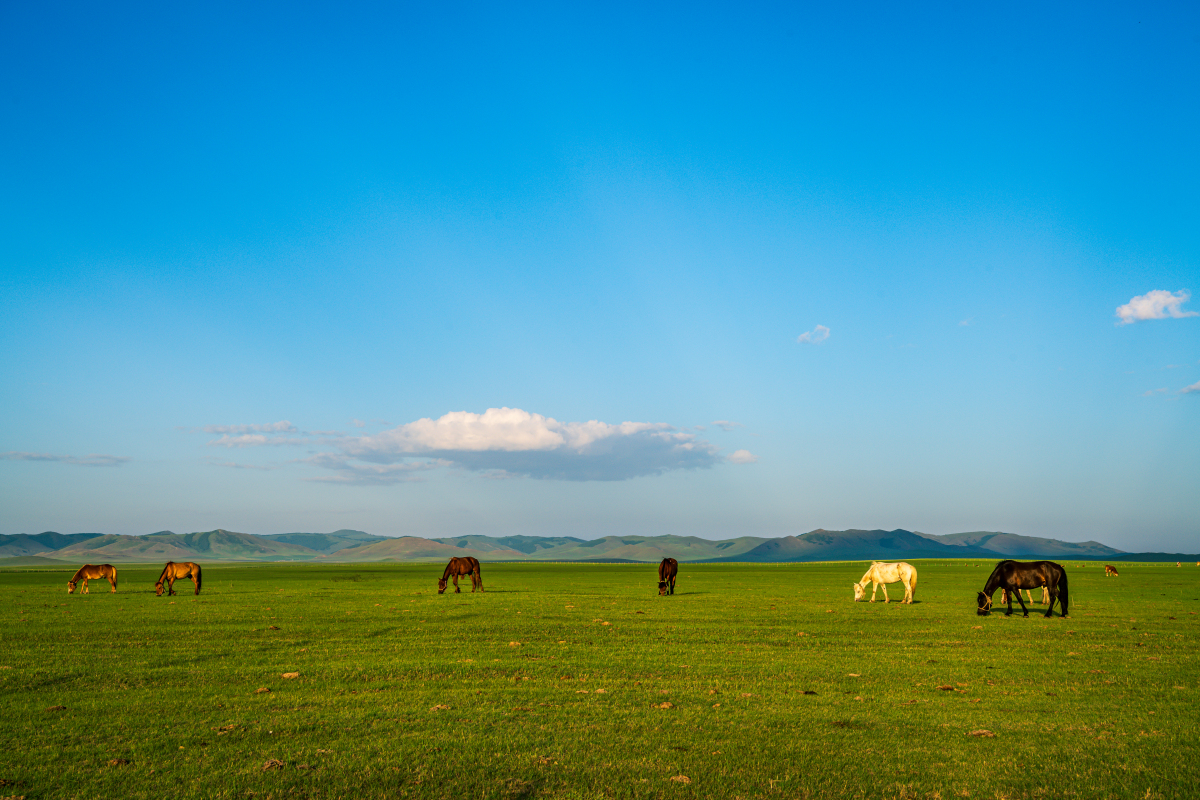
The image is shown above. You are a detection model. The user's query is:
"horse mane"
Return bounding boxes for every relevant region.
[156,562,173,585]
[441,561,455,582]
[70,565,87,583]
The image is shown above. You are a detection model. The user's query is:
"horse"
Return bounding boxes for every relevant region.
[977,560,1068,618]
[1104,564,1119,577]
[853,562,917,604]
[658,558,678,595]
[438,557,482,594]
[155,562,202,596]
[67,564,117,594]
[1002,582,1050,605]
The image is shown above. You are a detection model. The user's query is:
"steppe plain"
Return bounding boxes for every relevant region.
[1,561,1196,799]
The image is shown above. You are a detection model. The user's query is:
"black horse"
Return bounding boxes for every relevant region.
[658,557,678,596]
[977,560,1068,618]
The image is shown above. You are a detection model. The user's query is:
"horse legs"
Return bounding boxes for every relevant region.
[1014,589,1030,617]
[870,582,878,602]
[670,576,676,595]
[191,574,200,595]
[1004,588,1014,616]
[880,582,891,603]
[168,577,176,596]
[453,574,461,593]
[82,578,89,594]
[109,576,117,593]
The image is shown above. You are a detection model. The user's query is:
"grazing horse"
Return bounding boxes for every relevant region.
[155,562,202,596]
[658,558,678,596]
[977,560,1068,618]
[1105,564,1119,577]
[67,564,117,594]
[853,562,917,604]
[438,557,482,594]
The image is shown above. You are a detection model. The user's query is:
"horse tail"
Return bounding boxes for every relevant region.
[908,565,917,600]
[111,565,118,590]
[195,564,202,593]
[1057,568,1068,616]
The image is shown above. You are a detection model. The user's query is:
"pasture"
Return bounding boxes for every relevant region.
[0,561,1197,799]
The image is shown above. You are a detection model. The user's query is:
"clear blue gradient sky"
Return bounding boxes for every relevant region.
[2,2,1197,550]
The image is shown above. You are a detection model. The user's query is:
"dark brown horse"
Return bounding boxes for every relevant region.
[155,561,202,596]
[658,557,678,596]
[68,564,118,594]
[438,557,482,594]
[977,560,1068,618]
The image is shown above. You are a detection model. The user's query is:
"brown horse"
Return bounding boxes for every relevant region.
[68,564,117,594]
[658,557,678,596]
[155,562,202,596]
[1104,564,1119,577]
[438,557,482,594]
[977,560,1068,618]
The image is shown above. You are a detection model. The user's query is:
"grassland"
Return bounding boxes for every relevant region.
[0,561,1197,799]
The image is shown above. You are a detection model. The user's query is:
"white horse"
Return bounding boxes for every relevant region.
[853,562,917,604]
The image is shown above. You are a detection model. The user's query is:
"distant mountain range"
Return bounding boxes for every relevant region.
[2,526,1191,566]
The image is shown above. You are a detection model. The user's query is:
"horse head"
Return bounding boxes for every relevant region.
[67,581,76,594]
[658,581,668,596]
[976,591,992,615]
[853,582,865,602]
[154,582,165,596]
[437,578,448,594]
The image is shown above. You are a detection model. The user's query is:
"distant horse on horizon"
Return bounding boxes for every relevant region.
[68,564,117,594]
[978,560,1068,618]
[438,557,482,594]
[1105,564,1119,577]
[853,562,917,604]
[155,562,202,596]
[658,558,678,596]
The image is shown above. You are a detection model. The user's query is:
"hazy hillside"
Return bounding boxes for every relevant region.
[914,531,1122,557]
[53,529,321,562]
[0,532,104,558]
[261,530,379,554]
[4,527,1151,564]
[317,536,527,562]
[718,529,992,563]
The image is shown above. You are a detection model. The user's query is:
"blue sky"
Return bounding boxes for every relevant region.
[2,1,1197,550]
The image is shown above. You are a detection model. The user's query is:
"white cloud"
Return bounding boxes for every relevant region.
[201,421,296,434]
[711,420,744,431]
[0,451,129,466]
[1181,381,1200,395]
[299,453,441,485]
[352,419,366,428]
[207,434,312,448]
[320,407,723,482]
[727,449,758,464]
[959,317,973,326]
[797,325,830,344]
[1115,290,1197,325]
[1142,388,1169,396]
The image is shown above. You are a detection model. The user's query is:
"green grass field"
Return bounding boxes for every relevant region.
[1,561,1197,799]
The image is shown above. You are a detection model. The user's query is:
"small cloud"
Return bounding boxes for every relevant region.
[0,451,129,467]
[711,420,744,432]
[200,421,296,435]
[727,449,758,464]
[352,419,366,428]
[1115,290,1197,325]
[323,407,723,482]
[1142,388,1169,396]
[207,434,312,448]
[1181,381,1200,395]
[959,317,973,326]
[797,325,830,344]
[208,460,279,471]
[1164,364,1183,369]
